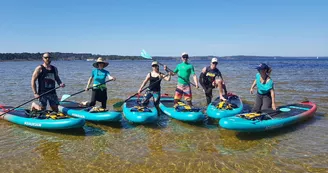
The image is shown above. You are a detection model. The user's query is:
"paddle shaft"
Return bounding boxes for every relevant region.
[0,86,61,116]
[63,79,113,100]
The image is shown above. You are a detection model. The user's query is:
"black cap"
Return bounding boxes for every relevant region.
[256,63,269,71]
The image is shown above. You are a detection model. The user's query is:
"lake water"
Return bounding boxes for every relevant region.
[0,58,327,172]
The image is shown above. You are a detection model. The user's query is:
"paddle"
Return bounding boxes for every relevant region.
[0,86,61,117]
[141,49,197,87]
[60,80,113,102]
[113,73,170,108]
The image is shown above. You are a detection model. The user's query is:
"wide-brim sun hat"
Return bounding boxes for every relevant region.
[93,57,109,68]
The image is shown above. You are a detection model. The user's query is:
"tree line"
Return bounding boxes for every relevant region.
[1,52,320,62]
[0,52,152,61]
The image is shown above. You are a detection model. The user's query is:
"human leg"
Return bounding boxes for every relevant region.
[251,93,263,112]
[38,95,48,110]
[182,85,192,106]
[174,85,183,105]
[31,102,42,111]
[215,79,226,100]
[48,93,60,112]
[261,94,272,110]
[204,87,213,105]
[97,89,107,109]
[88,89,98,107]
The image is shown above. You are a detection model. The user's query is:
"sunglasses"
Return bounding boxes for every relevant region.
[182,55,189,59]
[43,57,51,59]
[212,62,218,65]
[152,65,159,67]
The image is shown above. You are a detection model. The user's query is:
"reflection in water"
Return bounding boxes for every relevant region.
[0,59,328,172]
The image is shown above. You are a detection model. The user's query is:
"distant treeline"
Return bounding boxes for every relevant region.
[0,52,146,61]
[0,52,212,61]
[0,52,325,61]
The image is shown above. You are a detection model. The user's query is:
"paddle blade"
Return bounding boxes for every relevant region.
[113,101,125,108]
[141,49,152,59]
[60,94,71,101]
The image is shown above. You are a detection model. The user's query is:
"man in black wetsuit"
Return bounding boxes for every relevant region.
[199,58,227,105]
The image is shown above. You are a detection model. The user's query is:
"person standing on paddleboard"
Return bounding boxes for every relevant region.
[166,52,199,106]
[137,61,171,107]
[250,63,276,112]
[85,57,116,109]
[199,57,227,105]
[31,53,65,112]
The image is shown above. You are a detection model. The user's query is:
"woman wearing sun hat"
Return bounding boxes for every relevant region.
[250,63,276,112]
[85,57,116,109]
[137,61,171,107]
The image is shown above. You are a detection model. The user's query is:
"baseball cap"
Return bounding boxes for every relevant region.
[256,63,269,71]
[151,61,158,66]
[211,58,218,63]
[181,52,189,58]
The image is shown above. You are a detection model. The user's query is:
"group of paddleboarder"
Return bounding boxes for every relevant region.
[30,52,276,113]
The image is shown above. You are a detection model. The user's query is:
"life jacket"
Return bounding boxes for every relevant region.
[30,110,68,119]
[87,107,107,113]
[238,112,271,121]
[216,101,236,110]
[131,106,152,112]
[240,113,261,119]
[174,102,200,112]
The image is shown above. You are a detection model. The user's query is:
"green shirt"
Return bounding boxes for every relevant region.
[173,62,195,85]
[256,73,274,94]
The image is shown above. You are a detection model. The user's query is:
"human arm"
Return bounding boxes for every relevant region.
[193,74,199,88]
[138,73,150,94]
[199,67,206,89]
[31,66,41,98]
[191,66,199,88]
[54,67,65,87]
[108,74,116,81]
[164,65,177,76]
[85,77,93,91]
[250,80,256,94]
[270,88,276,110]
[161,72,171,81]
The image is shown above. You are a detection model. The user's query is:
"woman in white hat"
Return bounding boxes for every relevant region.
[85,57,116,109]
[137,61,171,107]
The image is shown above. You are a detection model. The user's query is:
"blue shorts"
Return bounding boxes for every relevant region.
[39,93,59,108]
[142,91,160,106]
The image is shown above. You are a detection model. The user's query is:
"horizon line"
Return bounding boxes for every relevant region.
[0,52,327,58]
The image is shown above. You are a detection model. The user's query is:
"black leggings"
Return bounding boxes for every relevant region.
[204,86,214,105]
[88,89,107,109]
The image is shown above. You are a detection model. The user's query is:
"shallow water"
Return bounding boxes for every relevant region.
[0,59,327,172]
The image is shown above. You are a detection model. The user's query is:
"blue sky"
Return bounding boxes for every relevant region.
[0,0,327,56]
